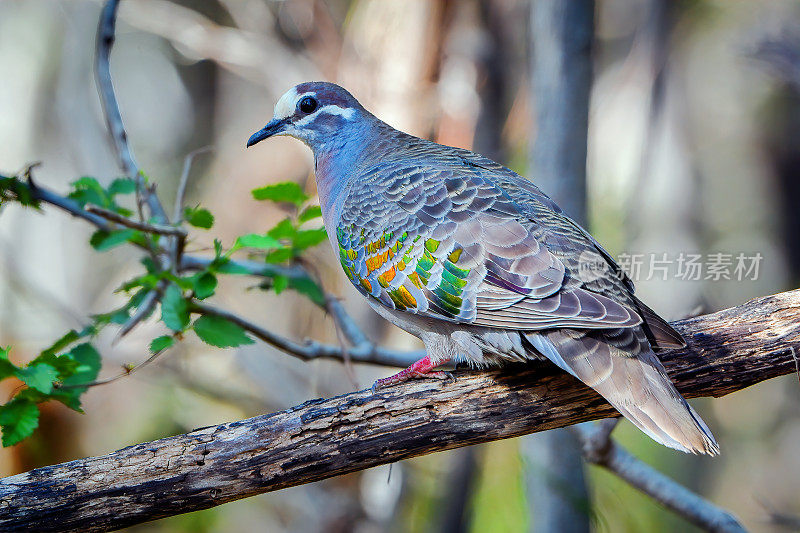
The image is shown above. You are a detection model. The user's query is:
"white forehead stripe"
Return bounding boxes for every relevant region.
[273,88,303,120]
[273,86,357,125]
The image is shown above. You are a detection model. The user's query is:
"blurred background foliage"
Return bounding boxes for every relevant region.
[0,0,799,531]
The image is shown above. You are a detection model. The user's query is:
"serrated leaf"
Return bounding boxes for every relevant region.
[252,182,308,206]
[293,228,328,250]
[0,347,17,381]
[16,363,58,394]
[90,229,138,251]
[193,272,217,299]
[298,205,322,223]
[193,315,254,348]
[150,335,175,354]
[233,233,281,251]
[0,398,39,447]
[161,284,190,331]
[273,274,288,294]
[184,206,214,229]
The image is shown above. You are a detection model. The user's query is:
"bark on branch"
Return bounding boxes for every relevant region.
[1,289,798,532]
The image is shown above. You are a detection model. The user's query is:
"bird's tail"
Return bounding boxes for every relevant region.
[525,328,719,455]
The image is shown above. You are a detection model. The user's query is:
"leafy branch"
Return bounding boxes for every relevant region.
[0,164,420,447]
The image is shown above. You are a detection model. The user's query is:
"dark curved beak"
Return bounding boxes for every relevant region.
[247,118,287,147]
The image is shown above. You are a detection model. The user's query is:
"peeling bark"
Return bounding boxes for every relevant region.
[0,289,798,532]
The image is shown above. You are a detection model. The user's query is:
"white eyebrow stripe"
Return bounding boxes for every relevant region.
[273,88,306,120]
[294,105,356,126]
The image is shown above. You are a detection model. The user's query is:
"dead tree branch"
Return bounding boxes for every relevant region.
[0,289,797,532]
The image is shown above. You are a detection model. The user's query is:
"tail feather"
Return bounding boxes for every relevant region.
[525,329,719,455]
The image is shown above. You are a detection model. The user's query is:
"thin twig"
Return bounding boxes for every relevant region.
[55,334,178,390]
[326,294,369,347]
[173,145,213,223]
[86,205,188,237]
[574,423,746,532]
[95,0,169,225]
[573,418,619,463]
[191,301,421,367]
[27,181,114,231]
[324,295,364,387]
[178,255,319,292]
[114,280,168,342]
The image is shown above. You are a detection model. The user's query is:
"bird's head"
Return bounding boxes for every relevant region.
[247,82,364,151]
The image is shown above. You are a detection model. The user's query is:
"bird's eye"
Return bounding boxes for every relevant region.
[298,96,318,114]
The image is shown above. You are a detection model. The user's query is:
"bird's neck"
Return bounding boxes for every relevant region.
[312,121,380,227]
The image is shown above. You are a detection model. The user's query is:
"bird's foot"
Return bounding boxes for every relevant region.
[371,355,454,392]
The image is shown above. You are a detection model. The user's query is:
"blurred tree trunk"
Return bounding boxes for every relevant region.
[525,2,594,532]
[438,2,519,530]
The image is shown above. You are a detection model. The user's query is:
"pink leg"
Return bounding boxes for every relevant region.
[372,355,453,391]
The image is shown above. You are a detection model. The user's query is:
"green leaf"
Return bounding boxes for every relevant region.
[0,347,17,381]
[16,363,58,394]
[292,228,328,250]
[298,205,322,223]
[214,261,251,275]
[264,248,294,264]
[90,229,138,251]
[149,335,175,354]
[267,218,296,240]
[233,233,281,251]
[116,273,159,293]
[60,344,101,387]
[192,315,254,348]
[0,398,40,447]
[107,177,137,196]
[193,272,217,299]
[161,284,190,331]
[32,353,78,378]
[252,182,308,206]
[273,274,288,294]
[69,176,107,207]
[288,277,326,306]
[39,330,80,358]
[0,176,40,208]
[184,206,214,229]
[52,343,102,412]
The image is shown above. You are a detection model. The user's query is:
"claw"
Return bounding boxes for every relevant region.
[370,355,453,392]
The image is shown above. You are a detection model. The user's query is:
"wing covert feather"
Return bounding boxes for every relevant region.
[336,159,642,331]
